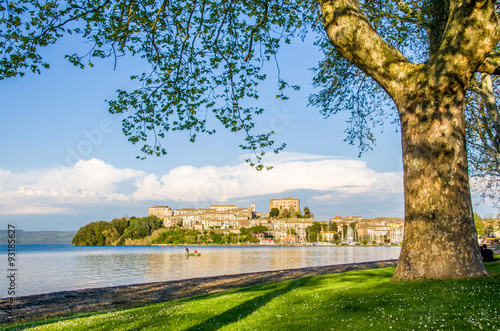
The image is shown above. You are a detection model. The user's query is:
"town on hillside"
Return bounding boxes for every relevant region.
[149,197,406,245]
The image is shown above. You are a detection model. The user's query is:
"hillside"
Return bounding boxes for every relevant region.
[72,216,162,246]
[0,230,76,244]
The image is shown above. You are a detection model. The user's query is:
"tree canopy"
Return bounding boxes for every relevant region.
[306,221,323,242]
[269,208,280,218]
[72,216,161,246]
[1,1,498,171]
[303,206,312,218]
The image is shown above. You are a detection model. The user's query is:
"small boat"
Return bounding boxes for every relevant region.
[186,253,201,257]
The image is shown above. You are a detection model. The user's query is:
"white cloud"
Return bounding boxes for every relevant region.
[0,159,144,214]
[236,151,338,164]
[0,205,71,215]
[0,154,404,215]
[146,157,403,202]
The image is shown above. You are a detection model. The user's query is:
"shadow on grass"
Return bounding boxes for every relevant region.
[298,267,395,291]
[182,277,311,331]
[180,268,397,330]
[9,264,500,331]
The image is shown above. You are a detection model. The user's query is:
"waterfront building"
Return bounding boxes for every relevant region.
[281,234,299,244]
[150,202,405,244]
[356,218,405,243]
[322,231,338,242]
[272,218,315,242]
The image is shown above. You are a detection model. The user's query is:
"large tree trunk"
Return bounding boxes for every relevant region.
[320,0,499,281]
[391,82,487,281]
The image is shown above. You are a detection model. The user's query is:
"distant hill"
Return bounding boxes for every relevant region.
[0,230,76,244]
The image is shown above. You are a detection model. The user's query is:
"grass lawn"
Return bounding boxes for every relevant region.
[8,258,500,331]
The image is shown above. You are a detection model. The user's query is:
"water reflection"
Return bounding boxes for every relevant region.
[4,245,400,297]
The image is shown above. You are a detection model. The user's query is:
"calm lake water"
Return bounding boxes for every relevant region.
[2,244,401,298]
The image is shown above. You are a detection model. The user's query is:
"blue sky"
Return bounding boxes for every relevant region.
[0,36,497,231]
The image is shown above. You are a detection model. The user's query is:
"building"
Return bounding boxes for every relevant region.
[173,208,197,216]
[210,204,238,212]
[163,216,182,228]
[356,218,405,243]
[281,234,299,244]
[272,218,315,242]
[150,202,404,245]
[322,231,338,242]
[270,197,300,215]
[329,216,363,227]
[148,206,173,219]
[157,203,256,230]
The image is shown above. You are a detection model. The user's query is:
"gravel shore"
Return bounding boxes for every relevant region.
[1,260,397,325]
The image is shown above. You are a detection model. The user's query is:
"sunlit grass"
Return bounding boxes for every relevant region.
[8,258,500,330]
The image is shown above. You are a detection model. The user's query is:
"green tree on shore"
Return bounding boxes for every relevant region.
[72,221,109,246]
[153,228,201,245]
[269,208,280,218]
[306,222,323,242]
[303,207,312,218]
[73,216,160,246]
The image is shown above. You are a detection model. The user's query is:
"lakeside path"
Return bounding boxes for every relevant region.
[1,260,397,325]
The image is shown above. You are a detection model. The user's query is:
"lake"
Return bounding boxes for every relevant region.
[2,244,401,298]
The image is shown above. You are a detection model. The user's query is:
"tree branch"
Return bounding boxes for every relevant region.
[244,3,268,62]
[478,52,500,75]
[318,0,416,100]
[428,0,500,86]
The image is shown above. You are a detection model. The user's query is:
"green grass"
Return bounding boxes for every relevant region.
[8,259,500,331]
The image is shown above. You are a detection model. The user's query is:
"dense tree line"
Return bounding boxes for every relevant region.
[72,216,161,246]
[152,228,201,245]
[152,227,266,245]
[305,222,323,242]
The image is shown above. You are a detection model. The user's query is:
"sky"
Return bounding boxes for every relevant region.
[0,36,497,231]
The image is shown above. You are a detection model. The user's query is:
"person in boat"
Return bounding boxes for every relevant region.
[195,249,198,255]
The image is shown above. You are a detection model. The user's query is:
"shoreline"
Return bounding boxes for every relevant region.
[0,260,398,325]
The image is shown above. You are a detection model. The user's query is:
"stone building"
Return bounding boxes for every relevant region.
[270,197,300,215]
[148,206,173,219]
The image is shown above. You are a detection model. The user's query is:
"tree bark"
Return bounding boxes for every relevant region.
[391,79,487,281]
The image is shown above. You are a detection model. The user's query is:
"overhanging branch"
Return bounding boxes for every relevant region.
[319,0,415,100]
[478,52,500,75]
